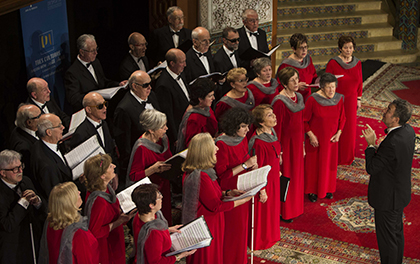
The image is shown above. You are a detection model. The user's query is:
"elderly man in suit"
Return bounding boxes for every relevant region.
[214,26,242,74]
[155,48,189,150]
[237,9,269,79]
[150,6,192,63]
[65,34,126,112]
[26,77,70,130]
[362,98,415,264]
[119,32,150,80]
[0,149,46,264]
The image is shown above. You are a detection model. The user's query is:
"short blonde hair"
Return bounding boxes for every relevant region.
[47,182,81,230]
[182,133,216,172]
[227,67,247,85]
[252,104,273,129]
[84,153,112,192]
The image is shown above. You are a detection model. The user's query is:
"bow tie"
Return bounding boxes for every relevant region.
[141,100,149,105]
[176,75,182,81]
[96,123,102,130]
[384,128,388,135]
[249,32,259,37]
[86,62,92,68]
[229,52,235,57]
[41,103,47,109]
[196,52,204,57]
[171,31,181,36]
[137,57,143,63]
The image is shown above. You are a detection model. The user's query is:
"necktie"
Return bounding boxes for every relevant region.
[250,32,259,37]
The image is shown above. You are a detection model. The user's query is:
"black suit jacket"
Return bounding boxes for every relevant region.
[365,124,415,211]
[0,176,47,264]
[155,68,190,145]
[150,26,192,63]
[113,91,160,168]
[26,97,70,131]
[185,48,216,84]
[8,127,38,180]
[213,46,242,74]
[119,53,150,80]
[65,58,119,112]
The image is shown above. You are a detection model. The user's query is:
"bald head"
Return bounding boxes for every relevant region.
[128,71,152,100]
[128,32,147,58]
[16,104,41,131]
[166,49,186,75]
[37,114,64,143]
[191,27,211,53]
[83,92,107,122]
[27,77,51,104]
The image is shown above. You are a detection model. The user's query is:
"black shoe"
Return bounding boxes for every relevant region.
[308,193,318,202]
[280,216,293,223]
[326,193,333,199]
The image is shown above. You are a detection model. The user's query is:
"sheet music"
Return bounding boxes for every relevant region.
[147,61,167,75]
[117,177,152,213]
[93,84,127,100]
[62,109,86,139]
[164,149,188,163]
[265,44,281,56]
[237,165,271,191]
[166,216,212,256]
[71,147,105,180]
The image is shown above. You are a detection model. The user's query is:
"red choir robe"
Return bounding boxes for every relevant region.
[248,131,281,250]
[247,78,281,106]
[215,89,255,120]
[86,190,125,264]
[182,170,235,264]
[326,57,363,165]
[46,225,99,264]
[277,55,317,101]
[272,93,305,220]
[129,136,173,224]
[133,214,175,264]
[215,136,250,264]
[182,108,218,149]
[303,93,346,198]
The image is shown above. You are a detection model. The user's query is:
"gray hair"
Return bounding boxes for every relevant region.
[0,150,22,170]
[252,57,271,75]
[319,72,338,89]
[37,116,53,138]
[242,9,257,21]
[167,6,182,18]
[15,103,35,129]
[191,29,199,40]
[77,34,95,51]
[140,109,167,132]
[222,27,237,39]
[27,80,38,94]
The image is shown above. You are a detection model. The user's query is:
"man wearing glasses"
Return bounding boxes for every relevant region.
[214,27,243,74]
[0,149,46,264]
[114,70,160,183]
[119,32,150,80]
[65,34,126,112]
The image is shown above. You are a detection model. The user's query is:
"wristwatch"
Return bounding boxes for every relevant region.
[242,163,248,170]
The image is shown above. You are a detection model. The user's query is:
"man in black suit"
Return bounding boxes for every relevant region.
[214,27,242,74]
[150,6,192,64]
[237,9,269,79]
[114,70,160,182]
[9,104,41,180]
[119,32,150,80]
[30,114,77,200]
[26,77,70,130]
[185,27,216,84]
[155,48,189,149]
[65,34,125,112]
[362,99,415,264]
[0,149,46,264]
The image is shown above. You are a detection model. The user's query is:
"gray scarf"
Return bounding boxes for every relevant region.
[271,93,305,113]
[214,135,245,146]
[329,56,360,70]
[217,89,255,111]
[248,78,279,95]
[248,128,278,153]
[176,107,211,153]
[311,92,344,106]
[85,184,117,223]
[280,54,311,69]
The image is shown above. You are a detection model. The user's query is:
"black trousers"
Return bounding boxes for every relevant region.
[374,208,404,264]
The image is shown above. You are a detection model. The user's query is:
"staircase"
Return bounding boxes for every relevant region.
[275,0,419,70]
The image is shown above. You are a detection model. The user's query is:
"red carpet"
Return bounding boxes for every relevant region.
[394,79,420,106]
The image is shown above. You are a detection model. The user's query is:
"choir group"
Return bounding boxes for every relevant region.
[1,5,364,264]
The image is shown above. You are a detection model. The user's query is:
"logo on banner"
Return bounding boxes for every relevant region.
[39,30,54,54]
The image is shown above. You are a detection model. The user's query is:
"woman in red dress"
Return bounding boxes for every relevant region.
[276,33,317,102]
[272,67,305,222]
[127,109,173,224]
[304,73,346,202]
[215,107,258,264]
[40,182,99,264]
[248,105,281,249]
[215,67,255,120]
[248,57,281,106]
[177,78,218,152]
[84,154,136,264]
[131,183,196,264]
[182,133,253,264]
[326,36,363,165]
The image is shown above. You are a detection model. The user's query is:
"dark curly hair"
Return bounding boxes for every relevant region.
[189,78,216,106]
[289,33,308,50]
[219,107,253,136]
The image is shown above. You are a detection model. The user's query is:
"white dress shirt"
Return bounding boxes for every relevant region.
[223,45,238,68]
[245,27,259,50]
[78,55,98,83]
[167,67,190,100]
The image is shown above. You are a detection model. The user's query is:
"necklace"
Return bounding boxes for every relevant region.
[283,90,297,103]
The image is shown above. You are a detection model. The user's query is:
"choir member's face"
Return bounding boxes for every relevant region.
[292,42,308,60]
[340,42,354,58]
[80,38,98,63]
[285,73,299,92]
[321,82,336,99]
[199,91,215,108]
[101,163,116,183]
[243,12,259,32]
[236,123,249,138]
[0,160,23,185]
[155,191,163,211]
[231,74,248,93]
[262,108,277,129]
[213,144,219,159]
[130,35,147,58]
[223,31,240,51]
[133,74,152,100]
[258,65,272,83]
[88,94,107,122]
[171,52,187,75]
[382,104,398,128]
[46,115,64,143]
[194,30,211,53]
[76,191,83,208]
[169,10,184,32]
[33,79,51,103]
[154,124,168,140]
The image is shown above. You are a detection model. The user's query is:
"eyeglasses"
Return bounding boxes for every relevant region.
[47,123,63,130]
[298,45,309,50]
[157,191,163,200]
[29,113,42,120]
[236,77,249,83]
[199,39,211,45]
[2,163,25,173]
[83,47,99,53]
[247,18,259,24]
[226,38,240,43]
[88,101,108,110]
[135,82,152,88]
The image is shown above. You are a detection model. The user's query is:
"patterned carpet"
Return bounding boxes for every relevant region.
[248,63,420,264]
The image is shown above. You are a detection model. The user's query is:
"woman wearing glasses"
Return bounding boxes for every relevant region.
[247,57,280,106]
[215,67,255,120]
[127,109,173,224]
[84,154,136,264]
[276,33,317,101]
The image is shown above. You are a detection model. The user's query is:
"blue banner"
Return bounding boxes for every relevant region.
[20,0,70,108]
